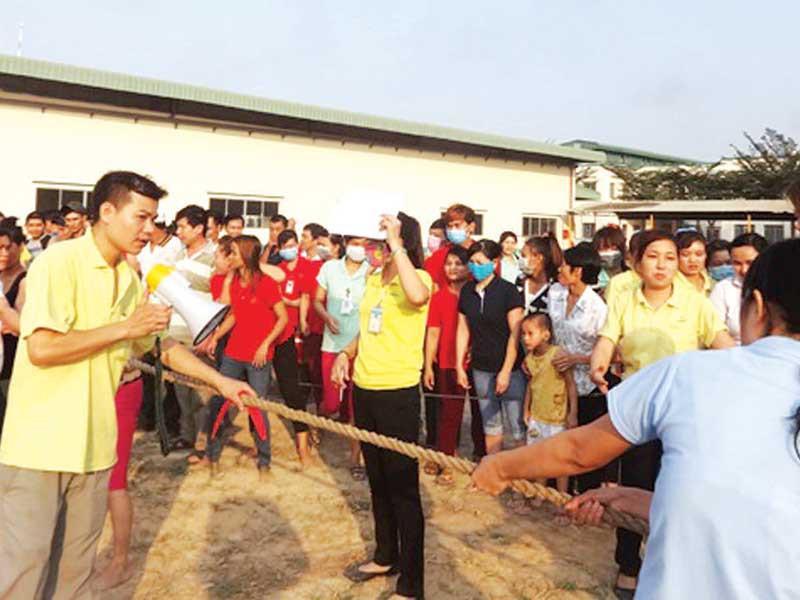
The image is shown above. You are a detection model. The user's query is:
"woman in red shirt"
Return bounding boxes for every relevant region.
[422,246,485,485]
[206,235,288,475]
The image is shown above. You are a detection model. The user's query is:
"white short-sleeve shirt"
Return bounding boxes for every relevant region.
[547,284,608,395]
[709,277,742,344]
[608,336,800,599]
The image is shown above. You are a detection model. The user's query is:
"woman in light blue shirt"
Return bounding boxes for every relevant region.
[472,238,800,599]
[314,237,371,478]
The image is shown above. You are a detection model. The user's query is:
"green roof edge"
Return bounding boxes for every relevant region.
[562,139,704,165]
[0,54,604,164]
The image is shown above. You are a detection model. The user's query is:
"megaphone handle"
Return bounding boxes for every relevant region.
[153,337,171,457]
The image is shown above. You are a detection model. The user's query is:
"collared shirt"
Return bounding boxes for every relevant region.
[317,257,369,353]
[174,241,215,294]
[599,282,726,378]
[0,231,154,473]
[709,277,742,344]
[676,270,713,296]
[603,269,640,306]
[353,270,432,390]
[138,233,183,276]
[608,336,800,599]
[547,283,608,395]
[460,277,524,372]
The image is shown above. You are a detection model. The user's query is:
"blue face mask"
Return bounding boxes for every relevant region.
[446,227,468,245]
[709,264,734,282]
[468,262,495,282]
[279,247,298,262]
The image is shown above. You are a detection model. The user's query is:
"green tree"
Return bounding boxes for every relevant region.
[609,129,800,200]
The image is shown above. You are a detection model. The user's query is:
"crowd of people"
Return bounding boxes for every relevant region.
[0,170,798,599]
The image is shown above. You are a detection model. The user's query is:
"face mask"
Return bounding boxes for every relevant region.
[427,235,443,253]
[597,268,610,290]
[709,264,734,282]
[279,247,298,262]
[316,246,332,261]
[468,262,495,282]
[518,257,533,276]
[446,228,468,245]
[345,244,366,263]
[598,250,623,270]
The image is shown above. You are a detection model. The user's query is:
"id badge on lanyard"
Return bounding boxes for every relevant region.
[367,289,387,334]
[340,289,354,315]
[285,278,295,295]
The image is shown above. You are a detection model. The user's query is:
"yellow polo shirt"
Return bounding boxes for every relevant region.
[599,283,725,378]
[0,231,154,473]
[353,270,432,390]
[605,269,706,305]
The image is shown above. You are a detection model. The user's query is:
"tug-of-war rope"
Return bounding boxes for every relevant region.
[130,358,649,536]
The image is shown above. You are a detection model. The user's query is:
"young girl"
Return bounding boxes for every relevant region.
[206,235,289,477]
[521,312,577,496]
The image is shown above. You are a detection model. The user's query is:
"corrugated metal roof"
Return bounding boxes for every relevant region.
[575,185,601,201]
[562,139,702,166]
[572,199,793,216]
[0,54,604,164]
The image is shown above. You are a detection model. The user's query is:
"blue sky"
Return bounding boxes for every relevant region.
[1,1,798,160]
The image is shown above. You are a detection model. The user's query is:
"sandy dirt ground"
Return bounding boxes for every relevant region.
[97,408,619,599]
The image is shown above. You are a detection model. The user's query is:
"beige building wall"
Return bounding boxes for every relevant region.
[1,102,574,242]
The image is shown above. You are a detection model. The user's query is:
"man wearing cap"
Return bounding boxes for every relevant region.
[61,202,88,240]
[0,171,253,599]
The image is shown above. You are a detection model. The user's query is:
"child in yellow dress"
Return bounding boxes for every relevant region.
[521,312,577,496]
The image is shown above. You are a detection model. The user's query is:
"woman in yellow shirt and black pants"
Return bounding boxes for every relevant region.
[589,229,734,598]
[332,213,432,600]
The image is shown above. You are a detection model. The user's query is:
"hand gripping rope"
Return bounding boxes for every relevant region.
[129,358,648,536]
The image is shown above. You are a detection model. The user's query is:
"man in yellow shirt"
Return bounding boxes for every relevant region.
[0,171,252,599]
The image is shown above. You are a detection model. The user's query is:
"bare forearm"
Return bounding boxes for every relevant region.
[500,335,518,374]
[424,328,440,371]
[27,322,129,367]
[161,339,225,389]
[0,305,20,335]
[591,337,615,373]
[495,418,630,481]
[456,317,469,371]
[391,247,429,306]
[341,335,359,360]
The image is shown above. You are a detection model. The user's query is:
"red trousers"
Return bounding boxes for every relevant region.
[435,367,485,458]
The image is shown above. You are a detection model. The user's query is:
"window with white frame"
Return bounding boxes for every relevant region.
[763,224,785,244]
[209,195,282,229]
[522,216,558,238]
[581,222,596,240]
[35,185,93,213]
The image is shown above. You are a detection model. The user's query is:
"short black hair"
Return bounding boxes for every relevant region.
[675,229,706,251]
[634,230,676,263]
[430,218,446,231]
[89,171,167,224]
[0,225,26,246]
[563,242,603,285]
[224,214,245,226]
[175,204,208,235]
[731,232,768,254]
[60,202,87,217]
[270,214,288,227]
[446,245,470,265]
[522,311,554,338]
[468,239,501,261]
[498,231,518,245]
[26,211,45,223]
[303,222,329,240]
[43,210,60,223]
[206,209,224,226]
[277,229,298,247]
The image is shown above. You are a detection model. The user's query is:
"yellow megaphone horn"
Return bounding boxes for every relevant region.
[145,264,229,345]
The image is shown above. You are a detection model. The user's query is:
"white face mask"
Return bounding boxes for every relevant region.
[346,244,366,263]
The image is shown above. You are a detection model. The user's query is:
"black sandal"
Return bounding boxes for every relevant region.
[343,562,399,583]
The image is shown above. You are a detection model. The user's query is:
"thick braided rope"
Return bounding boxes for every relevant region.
[130,359,648,536]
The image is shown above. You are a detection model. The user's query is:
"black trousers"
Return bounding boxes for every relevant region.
[575,391,619,492]
[273,338,307,433]
[354,385,425,599]
[615,440,662,577]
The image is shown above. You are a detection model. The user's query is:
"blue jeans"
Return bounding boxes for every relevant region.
[206,356,272,467]
[472,369,526,441]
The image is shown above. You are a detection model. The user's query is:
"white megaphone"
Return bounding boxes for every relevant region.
[144,264,229,345]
